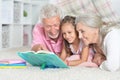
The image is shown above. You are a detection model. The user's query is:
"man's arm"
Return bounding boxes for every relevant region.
[31,24,48,52]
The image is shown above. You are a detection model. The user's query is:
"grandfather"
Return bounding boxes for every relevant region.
[31,4,64,55]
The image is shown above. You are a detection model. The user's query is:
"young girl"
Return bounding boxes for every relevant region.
[60,16,98,67]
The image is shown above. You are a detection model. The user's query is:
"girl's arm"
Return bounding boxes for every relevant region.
[67,46,89,66]
[60,44,68,61]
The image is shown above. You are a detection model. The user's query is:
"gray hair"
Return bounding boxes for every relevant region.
[40,4,64,21]
[75,13,120,46]
[75,13,103,45]
[75,13,103,29]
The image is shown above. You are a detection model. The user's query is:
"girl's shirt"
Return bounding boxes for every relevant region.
[69,42,82,55]
[69,41,94,56]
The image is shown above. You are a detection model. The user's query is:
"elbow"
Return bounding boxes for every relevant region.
[107,65,119,72]
[102,61,120,72]
[107,60,120,72]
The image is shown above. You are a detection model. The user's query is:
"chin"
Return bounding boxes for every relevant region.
[68,41,73,44]
[48,33,59,39]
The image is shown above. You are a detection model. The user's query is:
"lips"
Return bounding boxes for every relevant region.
[66,38,72,43]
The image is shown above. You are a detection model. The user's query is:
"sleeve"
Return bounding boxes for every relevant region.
[100,29,120,71]
[31,24,44,47]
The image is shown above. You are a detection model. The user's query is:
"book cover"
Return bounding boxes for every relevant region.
[17,50,69,69]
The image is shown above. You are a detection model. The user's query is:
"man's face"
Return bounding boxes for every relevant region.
[42,16,60,39]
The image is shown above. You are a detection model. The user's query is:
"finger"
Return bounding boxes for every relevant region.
[37,47,42,51]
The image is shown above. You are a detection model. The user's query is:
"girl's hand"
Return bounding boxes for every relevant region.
[64,60,69,66]
[92,53,106,66]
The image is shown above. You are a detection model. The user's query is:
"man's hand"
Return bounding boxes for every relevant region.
[31,44,48,52]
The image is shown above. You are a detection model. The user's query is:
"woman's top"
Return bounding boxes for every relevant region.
[100,28,120,71]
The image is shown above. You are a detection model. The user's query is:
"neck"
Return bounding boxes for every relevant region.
[71,38,80,51]
[50,37,58,42]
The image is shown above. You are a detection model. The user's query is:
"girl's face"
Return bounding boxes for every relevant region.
[61,23,77,44]
[76,23,99,44]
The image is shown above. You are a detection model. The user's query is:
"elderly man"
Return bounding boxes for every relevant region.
[31,4,64,55]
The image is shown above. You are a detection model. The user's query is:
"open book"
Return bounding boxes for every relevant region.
[17,50,69,69]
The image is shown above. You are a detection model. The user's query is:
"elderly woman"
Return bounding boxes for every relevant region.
[75,13,120,72]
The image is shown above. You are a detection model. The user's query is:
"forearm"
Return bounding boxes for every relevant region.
[80,46,89,61]
[68,46,89,66]
[68,59,86,66]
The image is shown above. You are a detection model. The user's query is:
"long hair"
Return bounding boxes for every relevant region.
[60,15,78,55]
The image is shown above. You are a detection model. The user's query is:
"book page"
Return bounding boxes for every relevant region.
[36,50,54,54]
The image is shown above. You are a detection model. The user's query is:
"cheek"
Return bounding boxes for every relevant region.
[72,32,77,39]
[83,32,92,41]
[44,27,50,33]
[63,34,66,39]
[55,26,60,30]
[87,32,95,42]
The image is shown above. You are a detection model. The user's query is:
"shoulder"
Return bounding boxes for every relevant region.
[34,23,43,29]
[33,23,44,32]
[104,28,120,44]
[106,28,120,38]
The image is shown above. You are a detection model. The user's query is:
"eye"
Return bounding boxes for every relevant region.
[45,25,51,29]
[68,31,72,34]
[54,23,60,27]
[80,30,84,33]
[62,32,65,35]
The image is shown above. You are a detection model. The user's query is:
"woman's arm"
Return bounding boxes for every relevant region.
[100,29,120,71]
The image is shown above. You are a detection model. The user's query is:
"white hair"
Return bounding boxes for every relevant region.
[75,13,120,45]
[39,4,64,21]
[75,13,102,29]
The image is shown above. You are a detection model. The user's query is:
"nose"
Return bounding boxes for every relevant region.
[50,26,57,34]
[64,33,70,39]
[78,32,83,39]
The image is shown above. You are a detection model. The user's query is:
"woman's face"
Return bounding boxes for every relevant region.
[61,23,77,44]
[76,23,99,44]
